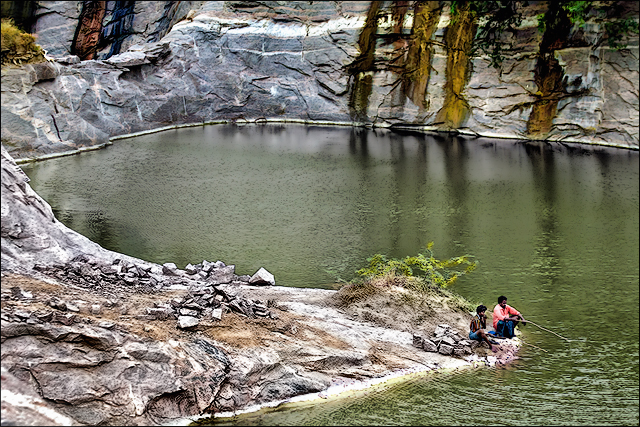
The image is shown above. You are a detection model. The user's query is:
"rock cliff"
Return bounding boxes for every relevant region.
[1,1,638,162]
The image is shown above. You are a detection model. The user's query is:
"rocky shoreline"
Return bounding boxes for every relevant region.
[1,142,521,425]
[1,270,520,426]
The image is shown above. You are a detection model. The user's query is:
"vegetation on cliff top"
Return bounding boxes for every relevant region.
[1,18,45,66]
[452,0,639,69]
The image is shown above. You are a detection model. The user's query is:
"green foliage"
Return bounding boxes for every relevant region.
[450,1,529,69]
[355,242,478,288]
[537,1,639,50]
[473,1,528,68]
[337,270,476,313]
[604,15,640,49]
[562,1,592,27]
[1,18,43,66]
[537,13,546,34]
[452,1,638,68]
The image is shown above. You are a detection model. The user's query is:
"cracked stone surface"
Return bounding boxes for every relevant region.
[2,2,637,162]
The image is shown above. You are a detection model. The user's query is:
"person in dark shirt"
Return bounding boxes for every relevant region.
[469,305,497,352]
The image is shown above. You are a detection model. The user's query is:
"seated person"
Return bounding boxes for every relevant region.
[492,295,526,338]
[469,305,497,352]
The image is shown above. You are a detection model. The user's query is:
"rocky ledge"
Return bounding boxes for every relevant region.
[1,270,519,426]
[1,143,520,426]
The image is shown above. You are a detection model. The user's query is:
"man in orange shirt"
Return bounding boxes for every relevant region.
[492,295,526,338]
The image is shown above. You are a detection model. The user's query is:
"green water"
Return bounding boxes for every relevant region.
[21,124,639,425]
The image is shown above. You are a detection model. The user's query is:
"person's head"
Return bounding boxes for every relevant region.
[498,295,507,307]
[476,305,487,315]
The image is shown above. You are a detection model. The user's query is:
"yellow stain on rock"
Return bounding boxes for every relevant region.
[435,3,478,130]
[403,1,442,110]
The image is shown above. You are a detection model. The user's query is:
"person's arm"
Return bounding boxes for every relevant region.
[506,307,525,322]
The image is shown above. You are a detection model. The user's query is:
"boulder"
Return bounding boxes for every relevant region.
[249,268,275,286]
[179,308,199,317]
[422,339,438,352]
[440,336,456,346]
[202,260,214,272]
[162,263,180,276]
[98,321,115,329]
[104,51,150,67]
[449,332,464,343]
[177,316,199,329]
[184,263,198,275]
[434,324,451,337]
[438,343,454,355]
[208,265,236,284]
[412,334,423,348]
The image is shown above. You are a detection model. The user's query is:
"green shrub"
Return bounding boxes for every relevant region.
[355,242,478,288]
[1,18,44,66]
[336,270,476,313]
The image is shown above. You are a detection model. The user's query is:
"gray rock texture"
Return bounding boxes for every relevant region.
[32,1,205,59]
[1,1,637,163]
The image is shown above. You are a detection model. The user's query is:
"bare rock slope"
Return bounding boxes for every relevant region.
[1,145,516,425]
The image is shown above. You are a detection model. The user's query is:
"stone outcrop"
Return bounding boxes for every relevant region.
[1,269,503,426]
[31,1,205,59]
[1,1,637,162]
[1,140,500,425]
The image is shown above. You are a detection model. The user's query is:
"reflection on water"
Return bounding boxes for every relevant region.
[21,124,639,426]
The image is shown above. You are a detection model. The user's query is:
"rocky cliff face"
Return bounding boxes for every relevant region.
[1,1,638,161]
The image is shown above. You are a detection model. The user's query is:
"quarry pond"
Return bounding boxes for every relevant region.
[21,124,639,426]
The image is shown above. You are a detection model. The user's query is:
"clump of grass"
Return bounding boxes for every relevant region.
[337,243,478,313]
[1,18,45,66]
[355,242,478,288]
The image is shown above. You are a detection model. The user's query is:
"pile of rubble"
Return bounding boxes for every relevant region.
[413,324,481,357]
[2,254,279,330]
[1,280,277,330]
[31,254,275,297]
[33,256,164,295]
[142,285,278,330]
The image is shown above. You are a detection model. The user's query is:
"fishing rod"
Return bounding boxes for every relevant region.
[521,319,572,342]
[520,341,548,353]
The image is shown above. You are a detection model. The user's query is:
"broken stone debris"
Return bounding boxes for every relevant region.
[249,267,275,286]
[2,280,278,329]
[413,324,478,358]
[32,255,273,298]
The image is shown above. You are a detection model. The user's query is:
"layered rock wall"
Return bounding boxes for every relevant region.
[1,1,638,162]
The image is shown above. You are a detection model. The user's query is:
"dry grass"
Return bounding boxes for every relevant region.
[1,19,45,66]
[334,272,476,335]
